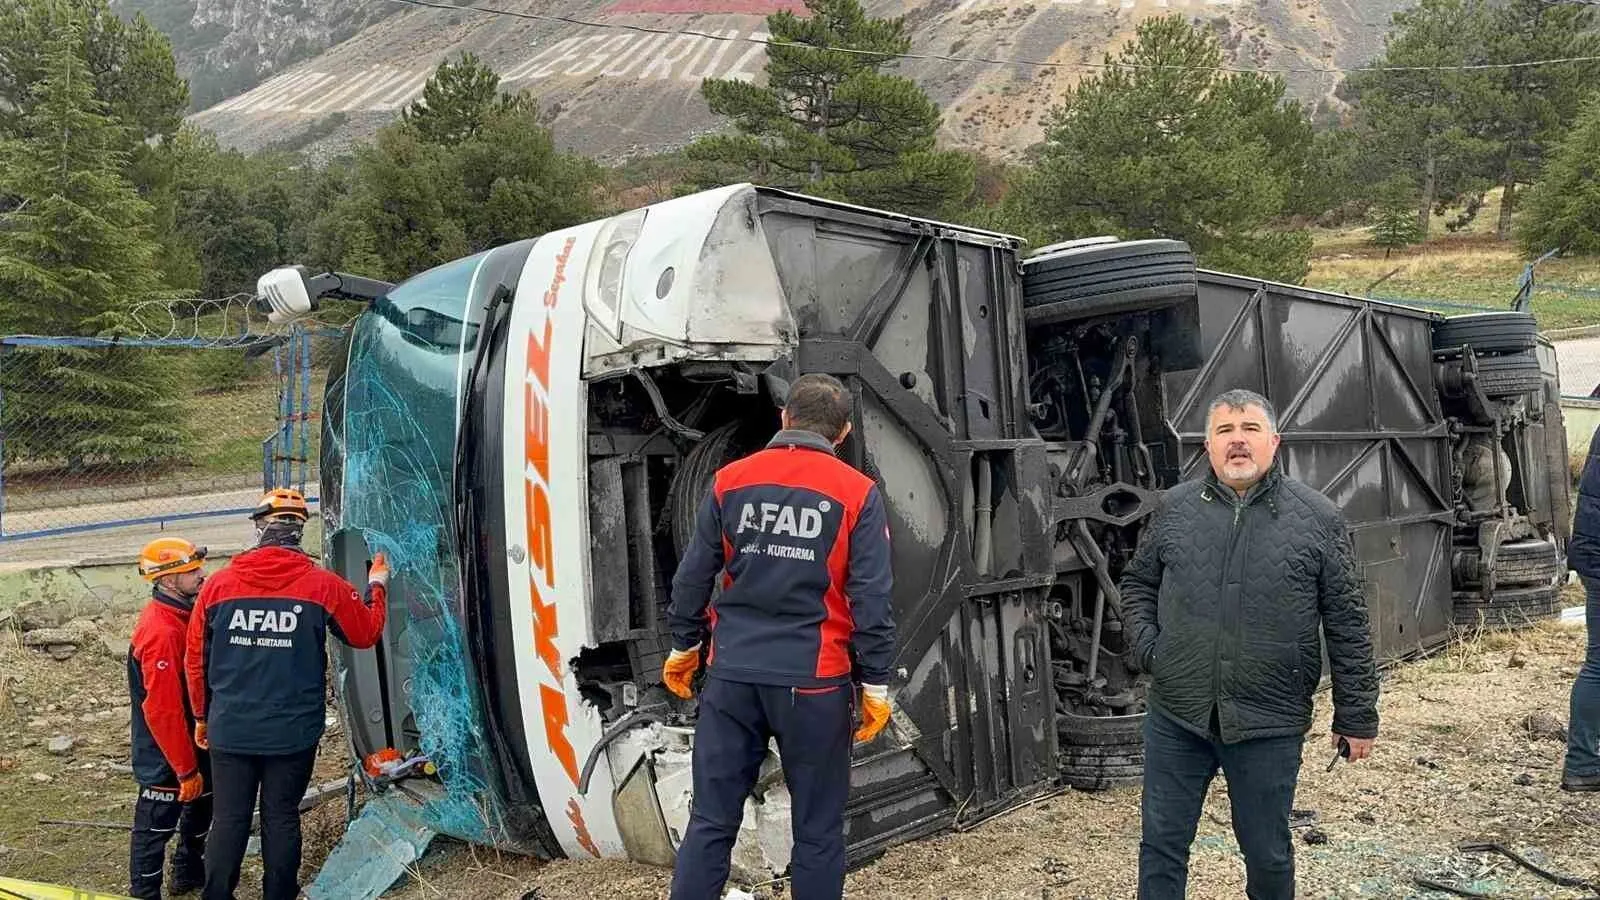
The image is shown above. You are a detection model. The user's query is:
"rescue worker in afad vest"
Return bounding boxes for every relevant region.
[664,372,898,900]
[184,488,389,900]
[128,538,213,899]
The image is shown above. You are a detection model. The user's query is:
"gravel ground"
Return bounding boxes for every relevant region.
[3,588,1595,899]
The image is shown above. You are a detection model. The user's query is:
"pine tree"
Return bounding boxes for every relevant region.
[0,9,184,468]
[686,0,973,218]
[402,52,521,146]
[1342,0,1500,238]
[1369,178,1424,257]
[1517,92,1600,256]
[1019,15,1314,283]
[1481,0,1600,237]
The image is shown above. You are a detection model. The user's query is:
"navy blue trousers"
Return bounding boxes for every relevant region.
[670,676,854,900]
[1138,707,1305,900]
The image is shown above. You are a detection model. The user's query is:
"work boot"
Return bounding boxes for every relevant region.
[1560,769,1600,792]
[170,857,205,894]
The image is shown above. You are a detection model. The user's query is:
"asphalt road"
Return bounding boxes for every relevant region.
[1556,336,1600,397]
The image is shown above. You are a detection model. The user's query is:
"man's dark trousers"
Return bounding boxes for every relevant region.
[130,756,213,899]
[1138,707,1305,900]
[203,747,317,900]
[671,676,854,900]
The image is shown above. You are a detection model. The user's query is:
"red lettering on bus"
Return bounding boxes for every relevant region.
[541,683,581,785]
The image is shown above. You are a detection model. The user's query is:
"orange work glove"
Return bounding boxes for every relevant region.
[854,684,890,743]
[194,720,209,750]
[369,551,390,588]
[178,771,204,803]
[661,645,701,699]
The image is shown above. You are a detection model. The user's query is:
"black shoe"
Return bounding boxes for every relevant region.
[1560,770,1600,792]
[169,868,204,895]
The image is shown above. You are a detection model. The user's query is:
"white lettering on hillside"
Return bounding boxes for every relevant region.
[956,0,1237,10]
[193,29,774,119]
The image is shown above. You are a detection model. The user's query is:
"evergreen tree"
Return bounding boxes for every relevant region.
[1369,177,1424,257]
[0,11,183,467]
[401,51,521,146]
[0,0,193,289]
[686,0,973,218]
[1480,0,1600,237]
[1342,0,1500,238]
[1517,92,1600,256]
[1019,15,1314,283]
[312,58,606,282]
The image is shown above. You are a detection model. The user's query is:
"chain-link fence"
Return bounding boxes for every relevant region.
[0,326,349,540]
[1368,283,1600,401]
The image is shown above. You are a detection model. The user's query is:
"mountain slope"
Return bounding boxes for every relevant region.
[183,0,1413,162]
[112,0,398,109]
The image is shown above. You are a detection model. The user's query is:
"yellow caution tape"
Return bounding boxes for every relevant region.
[0,876,134,900]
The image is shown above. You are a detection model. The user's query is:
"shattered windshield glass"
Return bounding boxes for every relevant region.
[322,241,533,842]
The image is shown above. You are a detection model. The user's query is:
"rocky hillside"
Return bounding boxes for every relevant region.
[112,0,398,109]
[178,0,1414,162]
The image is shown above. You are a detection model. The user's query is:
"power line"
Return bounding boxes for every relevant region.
[381,0,1600,75]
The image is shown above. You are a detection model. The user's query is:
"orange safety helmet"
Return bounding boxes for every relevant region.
[138,538,207,582]
[251,487,310,523]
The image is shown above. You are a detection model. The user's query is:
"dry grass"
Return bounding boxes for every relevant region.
[0,612,350,898]
[2,590,1593,899]
[1303,188,1600,333]
[399,589,1599,900]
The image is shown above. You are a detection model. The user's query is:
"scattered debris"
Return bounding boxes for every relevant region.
[1414,876,1495,898]
[1416,756,1442,770]
[1355,811,1376,826]
[21,629,85,649]
[1459,840,1600,892]
[1513,773,1535,786]
[13,601,68,633]
[99,635,130,659]
[30,772,52,783]
[1521,712,1568,743]
[1289,809,1318,829]
[0,756,16,773]
[46,735,76,756]
[38,819,132,832]
[1302,827,1329,845]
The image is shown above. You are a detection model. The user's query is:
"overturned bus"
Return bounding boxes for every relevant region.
[261,184,1572,878]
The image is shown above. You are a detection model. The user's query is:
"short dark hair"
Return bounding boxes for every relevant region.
[784,373,853,440]
[1206,388,1277,432]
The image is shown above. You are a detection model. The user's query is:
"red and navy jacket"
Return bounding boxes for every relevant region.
[129,587,203,787]
[185,546,387,755]
[668,428,896,689]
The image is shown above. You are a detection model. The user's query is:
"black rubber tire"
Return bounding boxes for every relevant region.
[1454,538,1564,588]
[1431,312,1538,355]
[1472,352,1543,399]
[1056,710,1145,747]
[1451,584,1563,628]
[670,421,752,557]
[1057,711,1145,790]
[1022,239,1197,326]
[1063,772,1144,791]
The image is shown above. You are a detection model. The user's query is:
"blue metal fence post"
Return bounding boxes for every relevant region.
[299,326,312,496]
[0,341,9,539]
[273,338,289,489]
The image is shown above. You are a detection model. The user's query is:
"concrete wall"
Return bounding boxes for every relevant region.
[0,553,240,624]
[1565,397,1600,462]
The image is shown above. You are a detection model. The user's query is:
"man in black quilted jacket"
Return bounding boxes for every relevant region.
[1121,388,1380,900]
[1562,421,1600,792]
